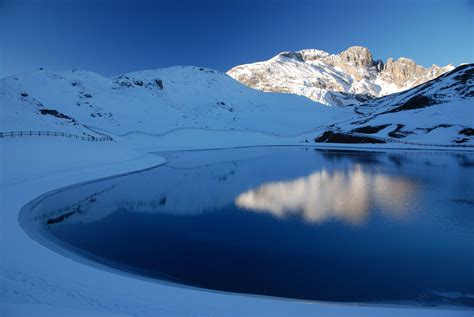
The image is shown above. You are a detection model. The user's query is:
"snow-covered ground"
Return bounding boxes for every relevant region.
[2,137,473,317]
[316,64,474,146]
[1,65,473,316]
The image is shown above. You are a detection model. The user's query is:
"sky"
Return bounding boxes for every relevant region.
[0,0,473,78]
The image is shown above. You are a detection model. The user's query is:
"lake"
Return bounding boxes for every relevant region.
[20,146,474,307]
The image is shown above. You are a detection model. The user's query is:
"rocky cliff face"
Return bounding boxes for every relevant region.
[380,57,449,88]
[338,46,374,73]
[227,46,454,106]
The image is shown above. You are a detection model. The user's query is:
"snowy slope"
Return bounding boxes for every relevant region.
[1,64,472,149]
[314,64,474,146]
[227,46,454,107]
[0,66,347,147]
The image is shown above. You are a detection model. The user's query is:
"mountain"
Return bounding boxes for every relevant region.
[0,66,347,148]
[1,63,471,149]
[227,46,454,107]
[314,64,474,146]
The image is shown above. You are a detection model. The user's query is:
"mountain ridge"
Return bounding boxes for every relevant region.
[227,46,454,107]
[1,63,472,148]
[0,66,344,144]
[315,63,474,146]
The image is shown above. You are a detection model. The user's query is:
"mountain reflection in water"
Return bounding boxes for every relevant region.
[236,165,418,224]
[21,147,474,307]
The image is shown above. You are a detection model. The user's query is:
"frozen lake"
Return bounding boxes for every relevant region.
[20,147,474,307]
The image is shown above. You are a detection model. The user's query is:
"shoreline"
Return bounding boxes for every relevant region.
[2,140,473,316]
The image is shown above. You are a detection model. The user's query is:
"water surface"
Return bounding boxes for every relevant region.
[21,147,474,307]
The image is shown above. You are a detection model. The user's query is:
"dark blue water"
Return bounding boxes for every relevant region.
[22,147,474,307]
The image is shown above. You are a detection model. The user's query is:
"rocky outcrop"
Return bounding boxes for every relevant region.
[227,46,454,106]
[339,46,374,68]
[380,57,449,88]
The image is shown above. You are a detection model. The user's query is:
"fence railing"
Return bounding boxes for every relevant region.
[1,126,471,148]
[0,130,112,141]
[86,124,474,149]
[83,124,326,139]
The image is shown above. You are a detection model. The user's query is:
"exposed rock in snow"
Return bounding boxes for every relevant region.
[379,57,450,90]
[227,46,454,106]
[315,64,474,146]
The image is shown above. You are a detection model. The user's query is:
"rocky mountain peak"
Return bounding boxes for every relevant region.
[380,57,452,88]
[385,57,419,78]
[227,46,455,107]
[298,49,330,62]
[338,46,374,68]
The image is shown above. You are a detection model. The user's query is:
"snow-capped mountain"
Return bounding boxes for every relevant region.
[227,46,454,107]
[315,64,474,146]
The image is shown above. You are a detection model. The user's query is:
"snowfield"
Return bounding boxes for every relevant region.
[1,64,473,316]
[0,66,345,143]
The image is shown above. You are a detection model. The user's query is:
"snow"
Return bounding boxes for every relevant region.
[1,65,473,316]
[227,48,454,107]
[332,64,474,146]
[2,140,472,317]
[1,138,163,186]
[351,99,473,144]
[0,66,347,142]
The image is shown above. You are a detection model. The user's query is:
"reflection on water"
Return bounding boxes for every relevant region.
[20,147,474,307]
[236,165,418,224]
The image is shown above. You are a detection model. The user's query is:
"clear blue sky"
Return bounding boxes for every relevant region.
[0,0,472,78]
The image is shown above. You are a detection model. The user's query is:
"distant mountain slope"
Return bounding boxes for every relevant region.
[315,64,474,146]
[0,66,346,143]
[227,46,454,107]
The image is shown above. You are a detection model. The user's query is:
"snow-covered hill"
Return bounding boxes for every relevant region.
[314,64,474,146]
[0,64,472,149]
[0,66,346,149]
[227,46,454,107]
